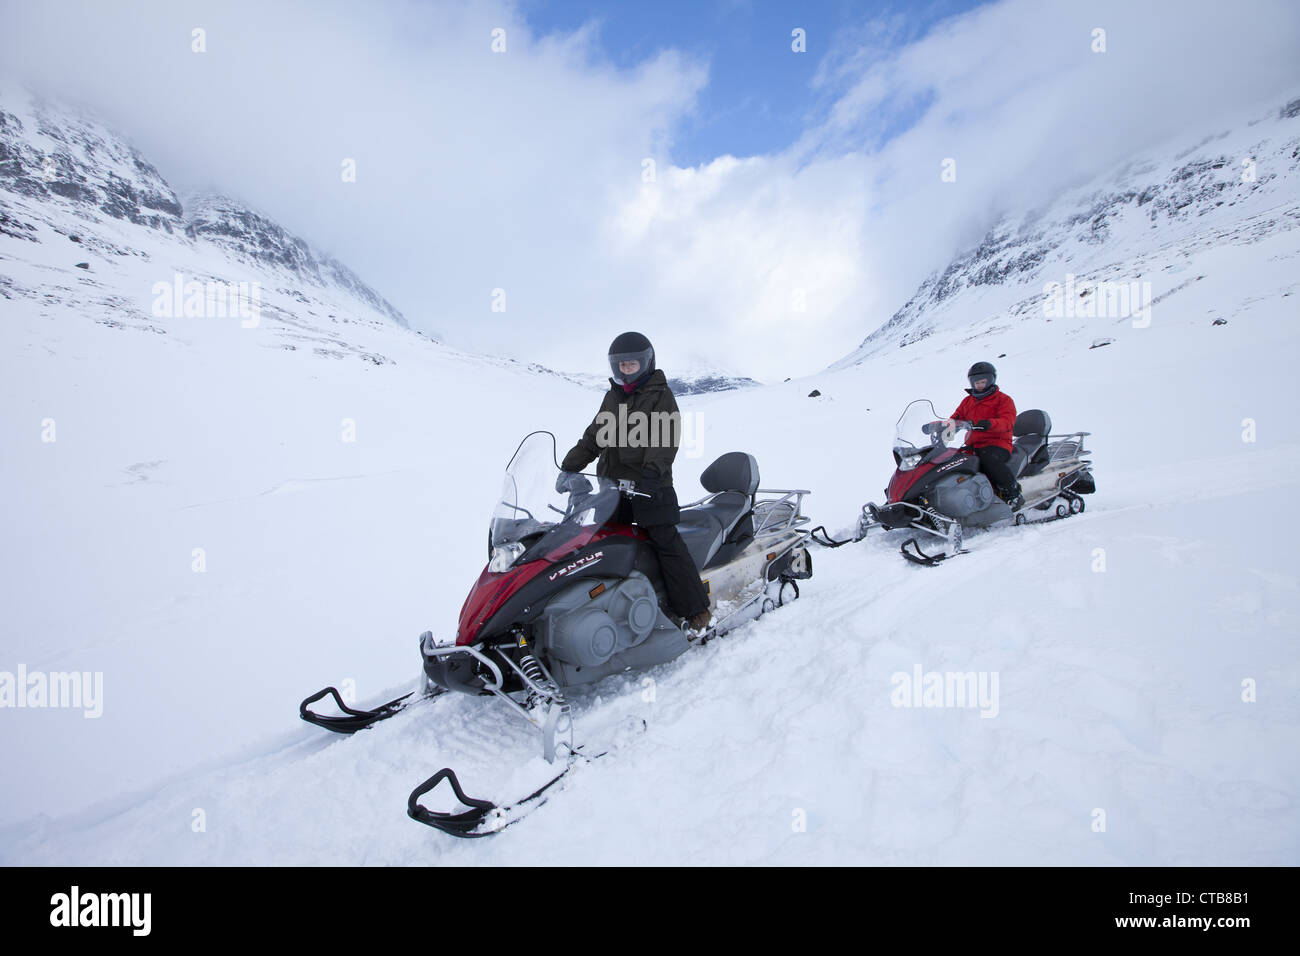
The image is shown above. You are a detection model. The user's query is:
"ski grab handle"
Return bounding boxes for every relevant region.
[808,525,859,548]
[406,768,502,838]
[298,686,413,734]
[407,762,581,838]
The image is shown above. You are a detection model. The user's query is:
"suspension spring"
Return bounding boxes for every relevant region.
[519,652,570,715]
[519,652,546,686]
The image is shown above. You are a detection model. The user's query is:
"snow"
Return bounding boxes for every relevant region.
[1,94,1298,865]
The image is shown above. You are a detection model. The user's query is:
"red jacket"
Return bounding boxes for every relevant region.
[952,388,1016,453]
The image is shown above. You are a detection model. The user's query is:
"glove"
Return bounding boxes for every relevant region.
[555,471,592,495]
[973,420,991,431]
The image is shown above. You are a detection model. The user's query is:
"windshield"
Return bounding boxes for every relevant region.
[489,431,619,567]
[894,399,968,469]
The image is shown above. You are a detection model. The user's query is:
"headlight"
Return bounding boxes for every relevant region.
[895,448,923,471]
[488,542,526,572]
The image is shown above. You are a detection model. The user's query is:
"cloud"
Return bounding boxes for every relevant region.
[2,0,1297,380]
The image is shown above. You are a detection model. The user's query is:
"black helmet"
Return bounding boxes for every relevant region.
[608,331,655,385]
[967,361,997,396]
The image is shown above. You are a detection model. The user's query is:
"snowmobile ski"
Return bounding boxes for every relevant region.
[406,764,572,838]
[299,684,429,734]
[808,525,860,548]
[900,536,967,567]
[405,721,642,838]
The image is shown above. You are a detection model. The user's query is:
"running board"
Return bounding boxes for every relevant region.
[693,571,802,645]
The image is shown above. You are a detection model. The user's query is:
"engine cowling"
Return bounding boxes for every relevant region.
[930,472,995,517]
[541,571,660,668]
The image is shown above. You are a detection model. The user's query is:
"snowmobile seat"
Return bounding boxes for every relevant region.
[677,452,760,568]
[677,507,730,568]
[1009,410,1051,478]
[702,511,755,569]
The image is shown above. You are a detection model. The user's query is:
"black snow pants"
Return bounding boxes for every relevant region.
[612,490,710,619]
[972,446,1018,497]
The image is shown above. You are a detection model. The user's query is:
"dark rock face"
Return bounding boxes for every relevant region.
[183,197,407,327]
[666,374,760,396]
[0,97,184,232]
[0,210,37,241]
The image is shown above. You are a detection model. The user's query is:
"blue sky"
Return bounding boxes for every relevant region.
[521,0,991,166]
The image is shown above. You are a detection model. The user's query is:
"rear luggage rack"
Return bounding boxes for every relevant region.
[751,488,811,540]
[680,487,811,542]
[1046,431,1090,461]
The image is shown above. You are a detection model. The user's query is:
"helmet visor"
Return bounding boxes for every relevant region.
[609,348,653,384]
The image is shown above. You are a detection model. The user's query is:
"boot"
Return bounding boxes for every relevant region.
[684,609,714,642]
[999,483,1023,511]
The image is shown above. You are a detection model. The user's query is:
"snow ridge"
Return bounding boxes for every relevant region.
[833,97,1300,366]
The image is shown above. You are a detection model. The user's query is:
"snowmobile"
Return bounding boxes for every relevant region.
[857,399,1095,565]
[300,430,813,833]
[417,430,813,755]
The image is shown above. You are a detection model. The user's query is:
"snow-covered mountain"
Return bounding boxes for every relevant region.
[833,96,1300,366]
[181,194,408,328]
[0,88,408,338]
[664,355,761,395]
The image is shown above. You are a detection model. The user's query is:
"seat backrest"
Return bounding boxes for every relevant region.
[1010,410,1051,478]
[701,452,760,495]
[1013,410,1051,438]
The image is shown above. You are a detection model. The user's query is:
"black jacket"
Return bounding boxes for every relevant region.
[560,370,682,486]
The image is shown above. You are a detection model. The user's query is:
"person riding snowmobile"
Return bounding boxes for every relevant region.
[557,332,714,636]
[945,361,1023,510]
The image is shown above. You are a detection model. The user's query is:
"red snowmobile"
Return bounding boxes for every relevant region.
[300,431,813,833]
[858,399,1096,565]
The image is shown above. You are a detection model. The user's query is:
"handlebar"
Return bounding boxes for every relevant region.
[557,478,649,519]
[563,471,651,495]
[617,479,652,499]
[921,420,973,438]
